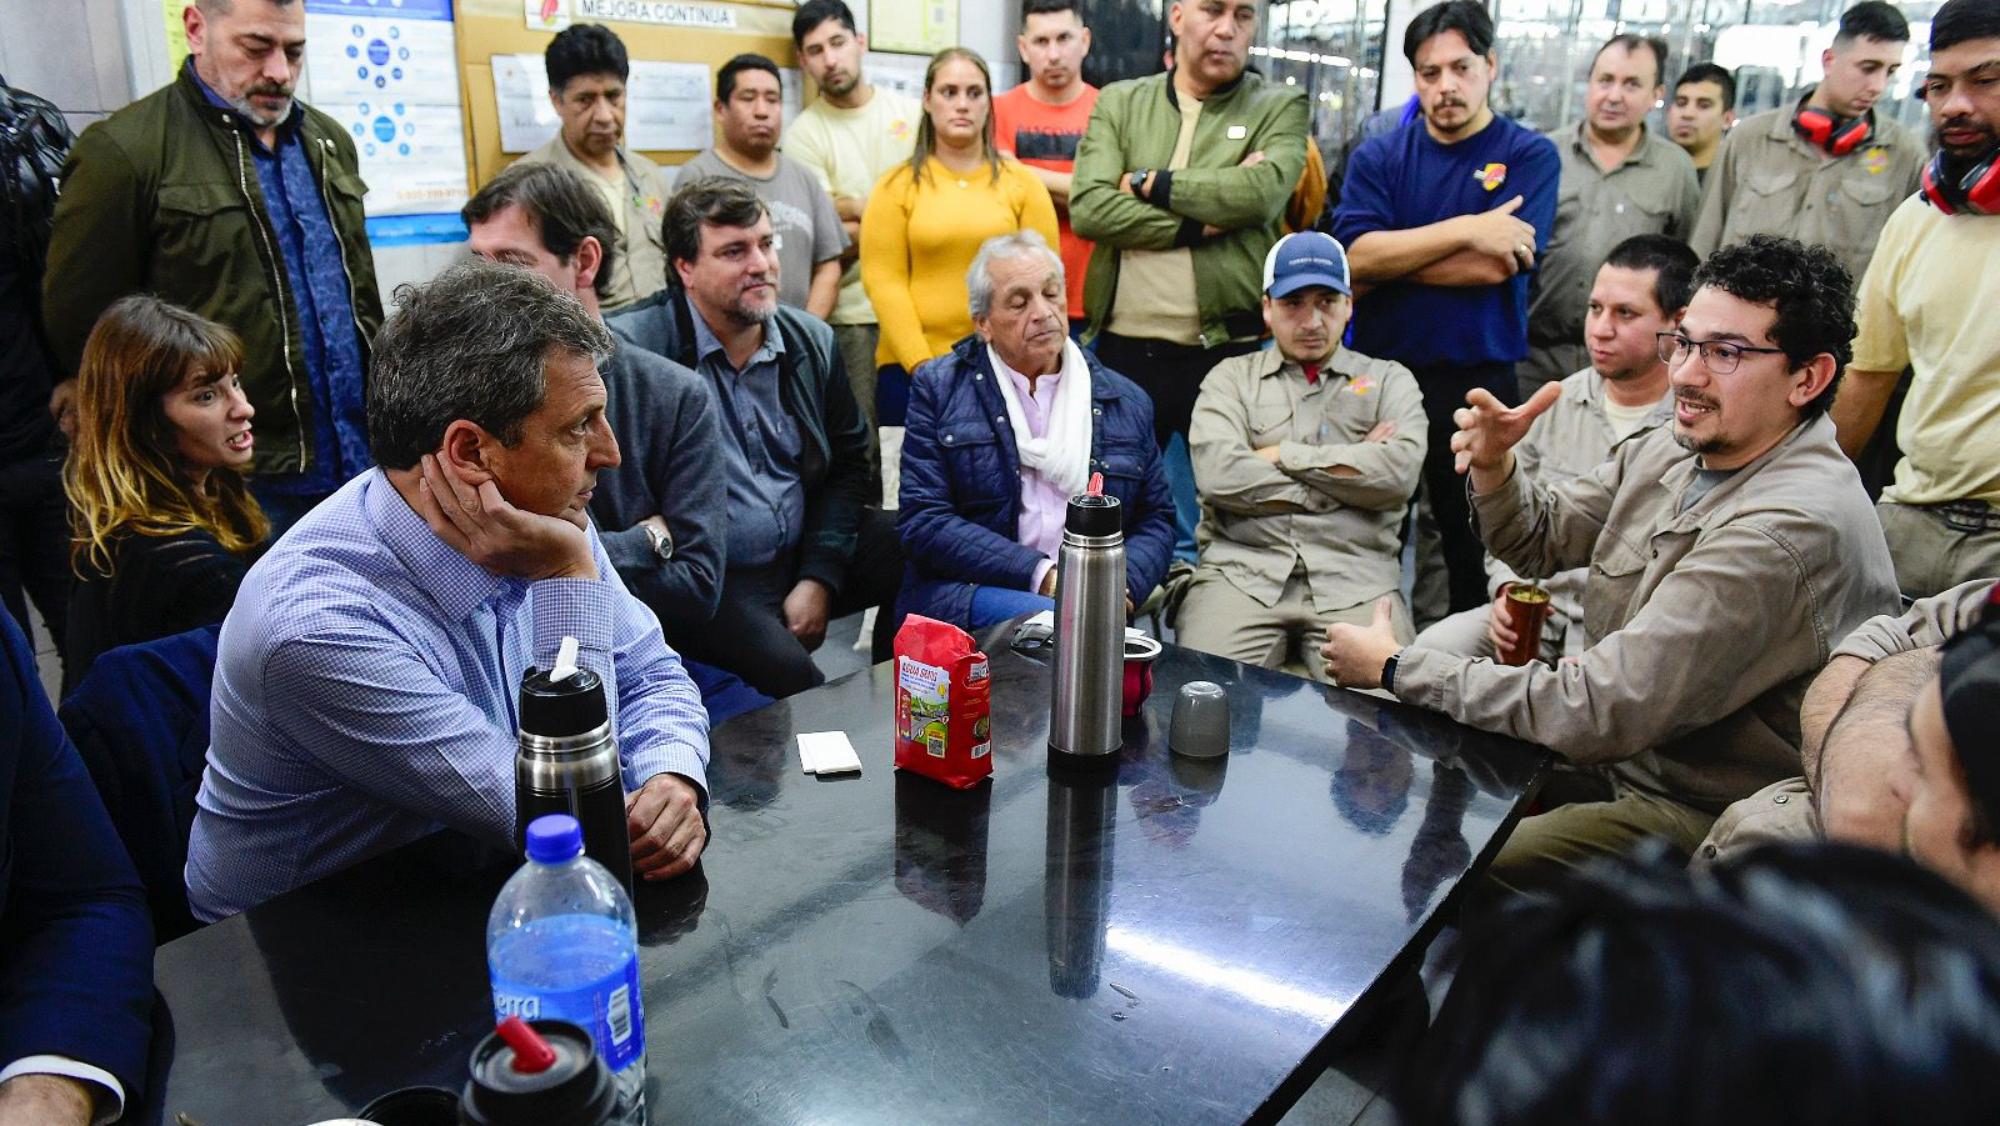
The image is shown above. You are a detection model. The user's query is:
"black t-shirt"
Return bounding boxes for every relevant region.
[63,528,252,694]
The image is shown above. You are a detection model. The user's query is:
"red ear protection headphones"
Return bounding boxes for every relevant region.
[1793,103,1875,156]
[1922,145,2000,216]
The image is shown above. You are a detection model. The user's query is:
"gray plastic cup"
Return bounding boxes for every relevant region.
[1168,681,1230,758]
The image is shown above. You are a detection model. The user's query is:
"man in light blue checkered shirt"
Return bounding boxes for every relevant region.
[187,261,711,923]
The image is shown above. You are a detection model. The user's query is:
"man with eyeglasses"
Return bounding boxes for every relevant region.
[1321,234,1898,897]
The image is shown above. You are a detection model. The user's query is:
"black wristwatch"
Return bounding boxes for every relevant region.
[643,522,674,561]
[1381,650,1401,693]
[1129,169,1153,198]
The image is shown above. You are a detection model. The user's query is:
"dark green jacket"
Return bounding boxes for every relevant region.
[1071,69,1307,347]
[43,66,383,477]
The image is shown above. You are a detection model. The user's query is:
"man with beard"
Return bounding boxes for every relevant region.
[1320,235,1899,896]
[608,181,895,698]
[43,0,382,531]
[1831,0,2000,600]
[1331,0,1561,618]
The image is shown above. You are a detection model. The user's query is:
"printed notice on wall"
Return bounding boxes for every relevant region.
[301,0,470,218]
[524,0,736,31]
[493,54,713,154]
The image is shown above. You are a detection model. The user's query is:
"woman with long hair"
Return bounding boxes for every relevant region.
[861,47,1059,400]
[62,295,268,690]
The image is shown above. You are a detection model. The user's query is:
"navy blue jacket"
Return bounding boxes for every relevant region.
[0,613,153,1107]
[897,337,1174,627]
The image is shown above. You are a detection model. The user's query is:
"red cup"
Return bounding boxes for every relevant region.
[1122,633,1163,717]
[1498,584,1552,666]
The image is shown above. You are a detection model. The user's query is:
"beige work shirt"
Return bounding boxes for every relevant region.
[1528,123,1701,349]
[1394,415,1900,814]
[518,137,671,310]
[1689,106,1923,288]
[1484,367,1674,626]
[1189,345,1428,612]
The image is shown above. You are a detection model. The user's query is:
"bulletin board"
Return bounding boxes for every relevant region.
[452,0,802,189]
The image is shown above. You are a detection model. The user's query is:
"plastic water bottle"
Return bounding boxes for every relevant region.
[488,814,646,1125]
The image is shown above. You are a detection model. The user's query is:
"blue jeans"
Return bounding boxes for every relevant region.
[968,585,1055,628]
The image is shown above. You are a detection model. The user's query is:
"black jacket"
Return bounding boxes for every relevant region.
[606,290,874,597]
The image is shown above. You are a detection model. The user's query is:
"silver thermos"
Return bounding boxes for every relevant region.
[1049,492,1125,768]
[515,662,634,894]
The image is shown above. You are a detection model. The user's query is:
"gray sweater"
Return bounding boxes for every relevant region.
[590,336,727,637]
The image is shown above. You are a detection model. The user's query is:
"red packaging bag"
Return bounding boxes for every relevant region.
[893,615,994,789]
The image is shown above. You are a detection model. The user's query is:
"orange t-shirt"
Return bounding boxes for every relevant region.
[992,83,1099,322]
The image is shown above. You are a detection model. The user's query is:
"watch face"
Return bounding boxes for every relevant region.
[649,525,674,560]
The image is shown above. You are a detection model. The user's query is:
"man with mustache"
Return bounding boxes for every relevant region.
[678,54,846,319]
[608,181,895,699]
[1320,235,1899,897]
[1690,2,1923,290]
[787,0,923,487]
[1830,0,2000,600]
[43,0,383,533]
[1520,35,1700,398]
[518,23,673,312]
[1330,0,1561,621]
[1179,232,1428,678]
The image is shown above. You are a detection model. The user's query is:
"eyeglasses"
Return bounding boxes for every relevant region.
[1655,332,1790,375]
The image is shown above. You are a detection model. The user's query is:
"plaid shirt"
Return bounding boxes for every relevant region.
[187,470,708,922]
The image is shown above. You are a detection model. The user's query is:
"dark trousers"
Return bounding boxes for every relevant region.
[673,507,903,700]
[1412,362,1519,614]
[1094,333,1260,449]
[0,452,70,657]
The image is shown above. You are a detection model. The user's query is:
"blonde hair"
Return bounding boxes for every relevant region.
[65,295,269,578]
[909,47,1001,187]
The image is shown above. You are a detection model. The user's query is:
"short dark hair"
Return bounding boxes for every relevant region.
[367,260,612,471]
[1835,0,1911,46]
[545,24,627,94]
[1404,1,1493,65]
[1674,62,1737,110]
[1022,0,1082,24]
[1932,0,2000,53]
[462,161,620,301]
[663,178,769,273]
[1690,234,1856,418]
[1593,34,1668,84]
[1603,234,1699,317]
[791,0,857,48]
[1398,842,2000,1126]
[716,53,781,102]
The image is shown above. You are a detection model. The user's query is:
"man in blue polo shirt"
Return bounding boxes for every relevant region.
[1333,0,1559,616]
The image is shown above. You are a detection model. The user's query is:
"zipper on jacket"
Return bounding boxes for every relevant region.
[313,136,370,373]
[231,123,308,468]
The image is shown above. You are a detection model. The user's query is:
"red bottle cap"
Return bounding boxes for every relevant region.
[496,1015,558,1074]
[1088,472,1104,496]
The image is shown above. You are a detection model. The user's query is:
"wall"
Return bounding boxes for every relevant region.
[0,0,137,134]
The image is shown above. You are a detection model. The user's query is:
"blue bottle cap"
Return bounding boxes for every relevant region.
[524,814,584,863]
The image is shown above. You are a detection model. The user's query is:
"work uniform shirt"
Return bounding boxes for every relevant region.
[1689,102,1923,288]
[1484,367,1674,626]
[1851,195,2000,506]
[1189,345,1428,612]
[520,136,671,310]
[1528,123,1700,360]
[1393,415,1899,814]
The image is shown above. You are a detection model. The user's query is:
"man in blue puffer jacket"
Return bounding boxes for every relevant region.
[898,231,1174,629]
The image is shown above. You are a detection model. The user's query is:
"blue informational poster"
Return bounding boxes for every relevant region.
[302,0,470,241]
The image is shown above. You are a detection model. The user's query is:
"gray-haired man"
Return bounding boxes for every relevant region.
[188,260,710,922]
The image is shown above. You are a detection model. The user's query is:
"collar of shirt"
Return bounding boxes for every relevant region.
[187,59,303,153]
[360,469,516,623]
[1254,343,1350,392]
[988,346,1063,437]
[1567,120,1659,174]
[1573,368,1676,423]
[687,294,784,373]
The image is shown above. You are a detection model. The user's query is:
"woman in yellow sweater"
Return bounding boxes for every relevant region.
[861,47,1059,389]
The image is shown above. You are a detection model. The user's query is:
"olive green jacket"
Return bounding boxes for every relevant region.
[1071,69,1307,347]
[44,65,383,477]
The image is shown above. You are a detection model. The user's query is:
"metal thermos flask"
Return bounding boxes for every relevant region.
[515,665,634,894]
[1049,492,1125,767]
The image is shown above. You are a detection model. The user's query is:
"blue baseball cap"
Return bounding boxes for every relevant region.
[1263,231,1352,298]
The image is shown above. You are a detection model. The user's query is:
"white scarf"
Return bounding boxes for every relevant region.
[987,339,1093,498]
